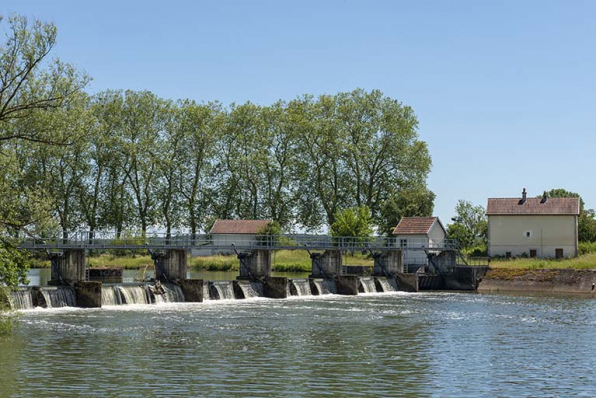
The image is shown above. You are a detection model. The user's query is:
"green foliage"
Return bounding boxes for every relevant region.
[0,287,19,336]
[379,187,435,235]
[330,206,374,237]
[447,200,487,249]
[579,241,596,255]
[257,221,282,236]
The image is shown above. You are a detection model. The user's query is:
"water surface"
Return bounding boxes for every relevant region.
[2,292,595,397]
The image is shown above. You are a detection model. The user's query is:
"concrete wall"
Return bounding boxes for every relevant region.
[488,215,578,258]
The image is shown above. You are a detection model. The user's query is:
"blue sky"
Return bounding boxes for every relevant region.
[4,0,596,224]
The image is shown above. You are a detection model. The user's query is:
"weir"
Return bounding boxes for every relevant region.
[309,250,342,278]
[358,277,377,293]
[236,249,271,280]
[49,249,86,285]
[152,249,188,283]
[372,250,403,276]
[289,279,312,296]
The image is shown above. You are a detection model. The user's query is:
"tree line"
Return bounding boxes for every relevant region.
[0,15,434,257]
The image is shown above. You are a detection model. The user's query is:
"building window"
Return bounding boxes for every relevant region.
[400,239,408,248]
[524,231,533,238]
[506,252,512,259]
[530,249,537,258]
[556,249,564,259]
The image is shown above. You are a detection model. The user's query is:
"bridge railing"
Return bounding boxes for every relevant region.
[17,230,462,252]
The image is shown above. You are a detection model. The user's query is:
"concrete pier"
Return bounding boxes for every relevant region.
[310,250,342,277]
[396,273,419,292]
[237,250,271,280]
[263,277,289,299]
[336,275,360,295]
[49,249,86,285]
[74,281,102,308]
[372,250,403,276]
[153,249,188,282]
[179,279,204,302]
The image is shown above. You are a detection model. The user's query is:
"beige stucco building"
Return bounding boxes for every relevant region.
[393,217,447,270]
[487,190,580,259]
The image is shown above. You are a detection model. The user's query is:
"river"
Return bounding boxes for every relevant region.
[1,274,595,396]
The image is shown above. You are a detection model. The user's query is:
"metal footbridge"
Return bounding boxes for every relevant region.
[18,230,461,252]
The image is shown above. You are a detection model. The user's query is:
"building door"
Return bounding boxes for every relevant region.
[530,249,537,258]
[555,249,564,259]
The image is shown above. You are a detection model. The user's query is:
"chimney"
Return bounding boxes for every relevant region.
[519,188,527,204]
[541,191,548,204]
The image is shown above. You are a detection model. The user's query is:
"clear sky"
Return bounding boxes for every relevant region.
[4,0,596,224]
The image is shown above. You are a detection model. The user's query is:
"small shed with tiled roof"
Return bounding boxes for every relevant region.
[487,189,579,259]
[207,219,272,255]
[393,216,447,269]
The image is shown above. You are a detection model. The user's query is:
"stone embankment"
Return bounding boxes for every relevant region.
[478,268,596,295]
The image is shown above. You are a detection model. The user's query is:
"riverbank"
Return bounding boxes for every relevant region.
[478,268,596,295]
[489,253,596,270]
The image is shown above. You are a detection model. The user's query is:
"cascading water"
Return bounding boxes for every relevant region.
[116,285,150,305]
[101,286,122,306]
[376,277,398,292]
[210,281,235,300]
[289,279,312,296]
[202,284,211,301]
[237,281,263,299]
[39,286,76,308]
[312,278,337,295]
[359,277,377,293]
[9,288,34,310]
[153,283,185,303]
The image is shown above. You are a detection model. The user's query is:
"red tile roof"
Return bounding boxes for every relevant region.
[210,219,272,234]
[393,217,439,235]
[486,198,580,215]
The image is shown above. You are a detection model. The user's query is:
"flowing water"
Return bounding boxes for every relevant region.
[290,278,312,296]
[116,285,150,305]
[101,286,122,306]
[39,286,76,308]
[2,293,595,397]
[237,281,263,298]
[8,288,34,310]
[312,278,337,295]
[358,277,377,293]
[376,276,398,292]
[210,281,236,300]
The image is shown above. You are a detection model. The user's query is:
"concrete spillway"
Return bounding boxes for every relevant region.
[375,277,398,292]
[289,279,311,296]
[358,277,377,293]
[40,286,76,308]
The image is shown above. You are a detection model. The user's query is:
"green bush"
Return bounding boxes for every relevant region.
[0,287,18,336]
[579,241,596,255]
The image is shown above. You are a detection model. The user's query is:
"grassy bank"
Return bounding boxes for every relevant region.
[191,250,374,273]
[28,253,154,270]
[490,253,596,270]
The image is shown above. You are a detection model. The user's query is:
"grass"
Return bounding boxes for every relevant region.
[490,253,596,270]
[191,250,374,272]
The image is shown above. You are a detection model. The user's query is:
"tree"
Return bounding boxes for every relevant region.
[543,189,596,242]
[379,187,435,235]
[447,200,487,249]
[0,14,88,143]
[330,205,374,237]
[0,14,87,287]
